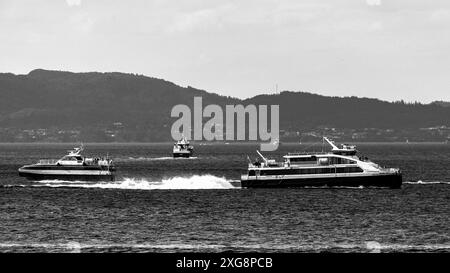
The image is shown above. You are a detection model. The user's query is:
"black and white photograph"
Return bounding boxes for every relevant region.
[0,0,449,269]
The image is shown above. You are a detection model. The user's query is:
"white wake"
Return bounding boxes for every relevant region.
[33,175,238,190]
[404,180,450,185]
[115,156,198,162]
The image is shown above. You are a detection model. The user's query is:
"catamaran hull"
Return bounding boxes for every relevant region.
[18,168,115,182]
[241,173,402,189]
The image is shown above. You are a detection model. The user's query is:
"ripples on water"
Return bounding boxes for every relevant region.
[0,143,449,253]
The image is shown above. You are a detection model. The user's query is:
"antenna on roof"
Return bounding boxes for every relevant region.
[256,150,268,164]
[246,155,252,164]
[322,135,324,152]
[323,137,339,150]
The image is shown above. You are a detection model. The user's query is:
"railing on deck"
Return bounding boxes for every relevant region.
[286,152,329,156]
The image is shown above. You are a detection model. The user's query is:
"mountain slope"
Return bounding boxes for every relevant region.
[0,69,448,142]
[246,92,449,129]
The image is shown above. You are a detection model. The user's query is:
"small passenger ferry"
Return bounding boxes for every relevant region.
[18,145,115,181]
[173,137,194,158]
[241,137,402,188]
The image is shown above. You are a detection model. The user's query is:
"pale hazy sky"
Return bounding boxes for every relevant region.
[1,0,449,102]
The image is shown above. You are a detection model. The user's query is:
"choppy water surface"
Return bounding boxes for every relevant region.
[0,143,449,252]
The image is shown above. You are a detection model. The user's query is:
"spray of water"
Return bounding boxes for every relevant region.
[33,175,238,190]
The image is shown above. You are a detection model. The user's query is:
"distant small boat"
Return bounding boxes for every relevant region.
[18,145,115,181]
[173,137,194,158]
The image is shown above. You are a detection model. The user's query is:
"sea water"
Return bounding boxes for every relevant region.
[0,143,449,252]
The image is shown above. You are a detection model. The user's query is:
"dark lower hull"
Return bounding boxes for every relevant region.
[241,173,402,189]
[19,172,115,182]
[173,152,193,158]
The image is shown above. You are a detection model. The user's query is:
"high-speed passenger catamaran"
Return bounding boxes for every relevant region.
[18,145,115,181]
[241,137,402,189]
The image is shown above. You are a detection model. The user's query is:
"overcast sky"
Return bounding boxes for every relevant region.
[1,0,449,102]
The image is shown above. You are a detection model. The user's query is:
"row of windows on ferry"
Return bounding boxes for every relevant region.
[249,166,363,176]
[287,156,355,165]
[61,156,83,161]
